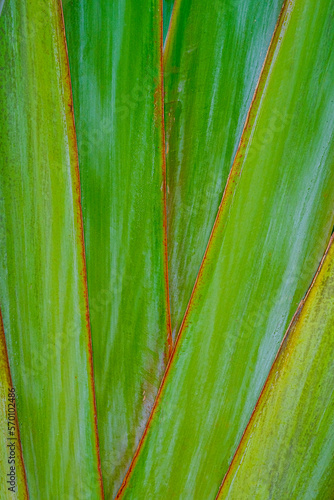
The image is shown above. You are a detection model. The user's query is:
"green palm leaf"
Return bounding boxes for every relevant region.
[164,0,284,337]
[63,0,171,496]
[0,0,103,497]
[1,0,333,497]
[117,0,334,497]
[218,234,334,498]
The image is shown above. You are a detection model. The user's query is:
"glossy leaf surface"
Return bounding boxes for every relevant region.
[219,235,334,499]
[164,0,284,338]
[0,1,103,497]
[0,312,28,499]
[63,1,171,496]
[118,0,334,497]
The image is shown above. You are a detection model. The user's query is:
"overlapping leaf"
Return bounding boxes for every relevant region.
[117,0,334,497]
[164,0,285,338]
[63,1,171,496]
[0,1,103,497]
[219,234,334,498]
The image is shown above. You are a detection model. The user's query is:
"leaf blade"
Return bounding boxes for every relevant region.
[219,234,334,498]
[164,0,285,338]
[118,0,334,497]
[63,0,171,496]
[0,0,103,497]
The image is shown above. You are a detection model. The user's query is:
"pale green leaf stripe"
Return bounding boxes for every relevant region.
[0,311,28,499]
[118,0,334,497]
[164,0,284,338]
[0,1,103,498]
[63,0,171,496]
[219,234,334,499]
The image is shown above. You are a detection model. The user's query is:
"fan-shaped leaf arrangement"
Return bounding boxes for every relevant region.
[0,0,333,498]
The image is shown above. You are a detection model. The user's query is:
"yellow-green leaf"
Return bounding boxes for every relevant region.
[219,234,334,498]
[0,1,103,497]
